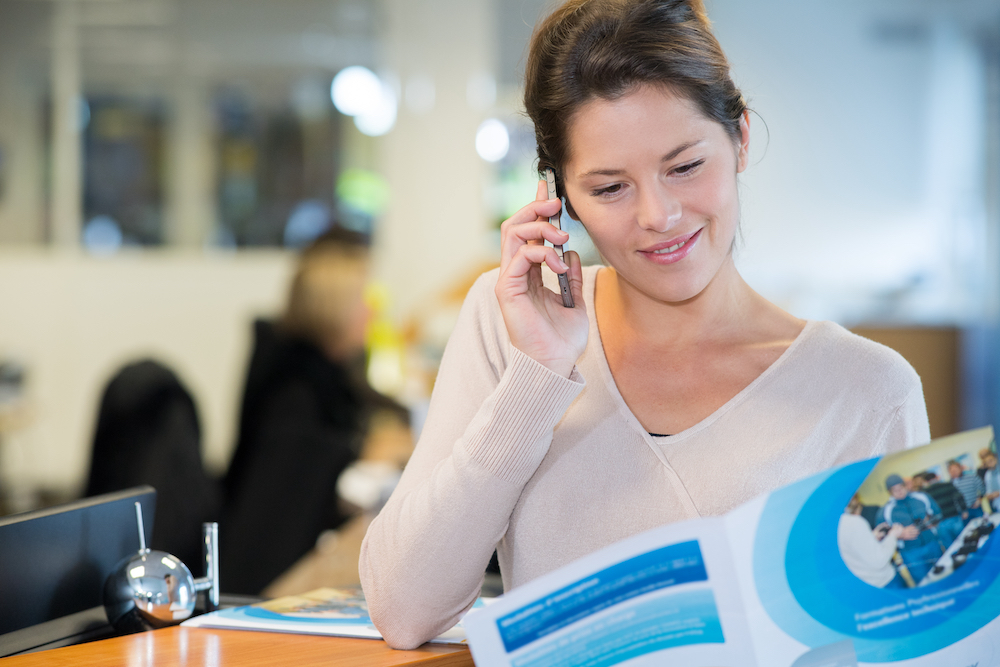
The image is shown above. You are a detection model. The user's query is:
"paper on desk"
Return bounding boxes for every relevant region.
[182,587,488,645]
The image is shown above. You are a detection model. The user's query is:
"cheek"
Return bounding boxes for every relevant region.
[574,210,625,259]
[687,168,739,222]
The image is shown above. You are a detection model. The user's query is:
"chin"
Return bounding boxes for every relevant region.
[629,274,711,305]
[655,285,710,305]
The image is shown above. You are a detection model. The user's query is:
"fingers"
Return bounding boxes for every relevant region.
[500,198,561,235]
[503,243,569,282]
[501,221,569,265]
[535,178,548,203]
[497,179,575,302]
[501,180,561,241]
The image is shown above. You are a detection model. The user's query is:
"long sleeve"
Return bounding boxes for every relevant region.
[359,271,584,649]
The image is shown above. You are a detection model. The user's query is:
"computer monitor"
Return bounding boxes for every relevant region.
[0,486,155,656]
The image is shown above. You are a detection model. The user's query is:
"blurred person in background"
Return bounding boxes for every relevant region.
[222,226,410,595]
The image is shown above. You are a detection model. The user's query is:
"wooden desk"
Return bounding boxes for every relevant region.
[0,625,474,667]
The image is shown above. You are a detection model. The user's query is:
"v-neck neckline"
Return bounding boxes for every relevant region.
[583,266,816,446]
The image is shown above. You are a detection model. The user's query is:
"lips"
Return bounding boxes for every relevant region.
[639,229,701,264]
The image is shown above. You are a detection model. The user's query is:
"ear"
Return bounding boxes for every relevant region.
[736,110,750,173]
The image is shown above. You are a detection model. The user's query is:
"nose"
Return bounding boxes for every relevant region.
[635,184,681,233]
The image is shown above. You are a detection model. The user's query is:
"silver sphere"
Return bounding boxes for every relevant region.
[104,549,196,633]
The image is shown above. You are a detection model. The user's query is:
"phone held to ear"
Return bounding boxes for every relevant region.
[544,168,575,309]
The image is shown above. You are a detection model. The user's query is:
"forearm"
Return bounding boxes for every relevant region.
[360,348,583,648]
[360,449,519,649]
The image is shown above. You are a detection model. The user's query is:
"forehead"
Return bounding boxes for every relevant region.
[563,85,727,174]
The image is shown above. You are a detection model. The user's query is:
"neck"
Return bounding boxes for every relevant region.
[597,257,761,350]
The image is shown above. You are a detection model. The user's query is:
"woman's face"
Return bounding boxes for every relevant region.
[562,85,749,305]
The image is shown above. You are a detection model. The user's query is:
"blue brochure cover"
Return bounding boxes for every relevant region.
[465,427,1000,666]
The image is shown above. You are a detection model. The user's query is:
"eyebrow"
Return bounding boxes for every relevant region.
[577,140,704,179]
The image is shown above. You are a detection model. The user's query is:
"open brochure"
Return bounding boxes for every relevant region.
[464,426,1000,667]
[182,587,484,644]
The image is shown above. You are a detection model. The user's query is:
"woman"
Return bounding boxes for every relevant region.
[223,228,395,594]
[361,0,930,648]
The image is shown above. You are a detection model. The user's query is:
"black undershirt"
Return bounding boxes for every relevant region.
[648,433,672,438]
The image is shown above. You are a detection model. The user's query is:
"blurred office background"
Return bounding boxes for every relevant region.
[0,0,998,517]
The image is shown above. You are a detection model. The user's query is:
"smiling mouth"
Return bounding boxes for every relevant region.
[652,239,689,254]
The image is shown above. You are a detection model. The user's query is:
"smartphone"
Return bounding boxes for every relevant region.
[544,168,575,308]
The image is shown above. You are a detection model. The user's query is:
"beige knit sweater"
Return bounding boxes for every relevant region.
[359,266,930,649]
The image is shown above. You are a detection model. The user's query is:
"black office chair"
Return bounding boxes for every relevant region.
[85,360,220,569]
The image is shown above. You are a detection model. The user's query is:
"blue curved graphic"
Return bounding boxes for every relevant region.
[754,458,1000,662]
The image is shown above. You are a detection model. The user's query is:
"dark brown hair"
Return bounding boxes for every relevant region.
[524,0,747,191]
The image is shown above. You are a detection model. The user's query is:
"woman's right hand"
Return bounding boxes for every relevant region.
[495,179,589,378]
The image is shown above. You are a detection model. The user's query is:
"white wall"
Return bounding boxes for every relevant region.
[708,0,993,325]
[373,0,499,319]
[0,250,294,493]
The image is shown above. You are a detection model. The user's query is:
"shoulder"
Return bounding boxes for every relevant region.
[466,266,501,302]
[441,267,510,374]
[801,321,919,381]
[458,267,506,332]
[793,320,922,402]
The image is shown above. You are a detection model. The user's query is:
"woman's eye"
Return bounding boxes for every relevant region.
[673,159,704,176]
[592,183,623,197]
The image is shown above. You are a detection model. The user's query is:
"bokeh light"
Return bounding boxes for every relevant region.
[475,118,509,162]
[331,66,382,117]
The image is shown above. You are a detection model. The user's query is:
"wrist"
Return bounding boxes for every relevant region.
[540,358,576,379]
[508,344,578,380]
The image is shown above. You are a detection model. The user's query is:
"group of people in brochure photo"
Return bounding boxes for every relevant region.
[839,442,1000,589]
